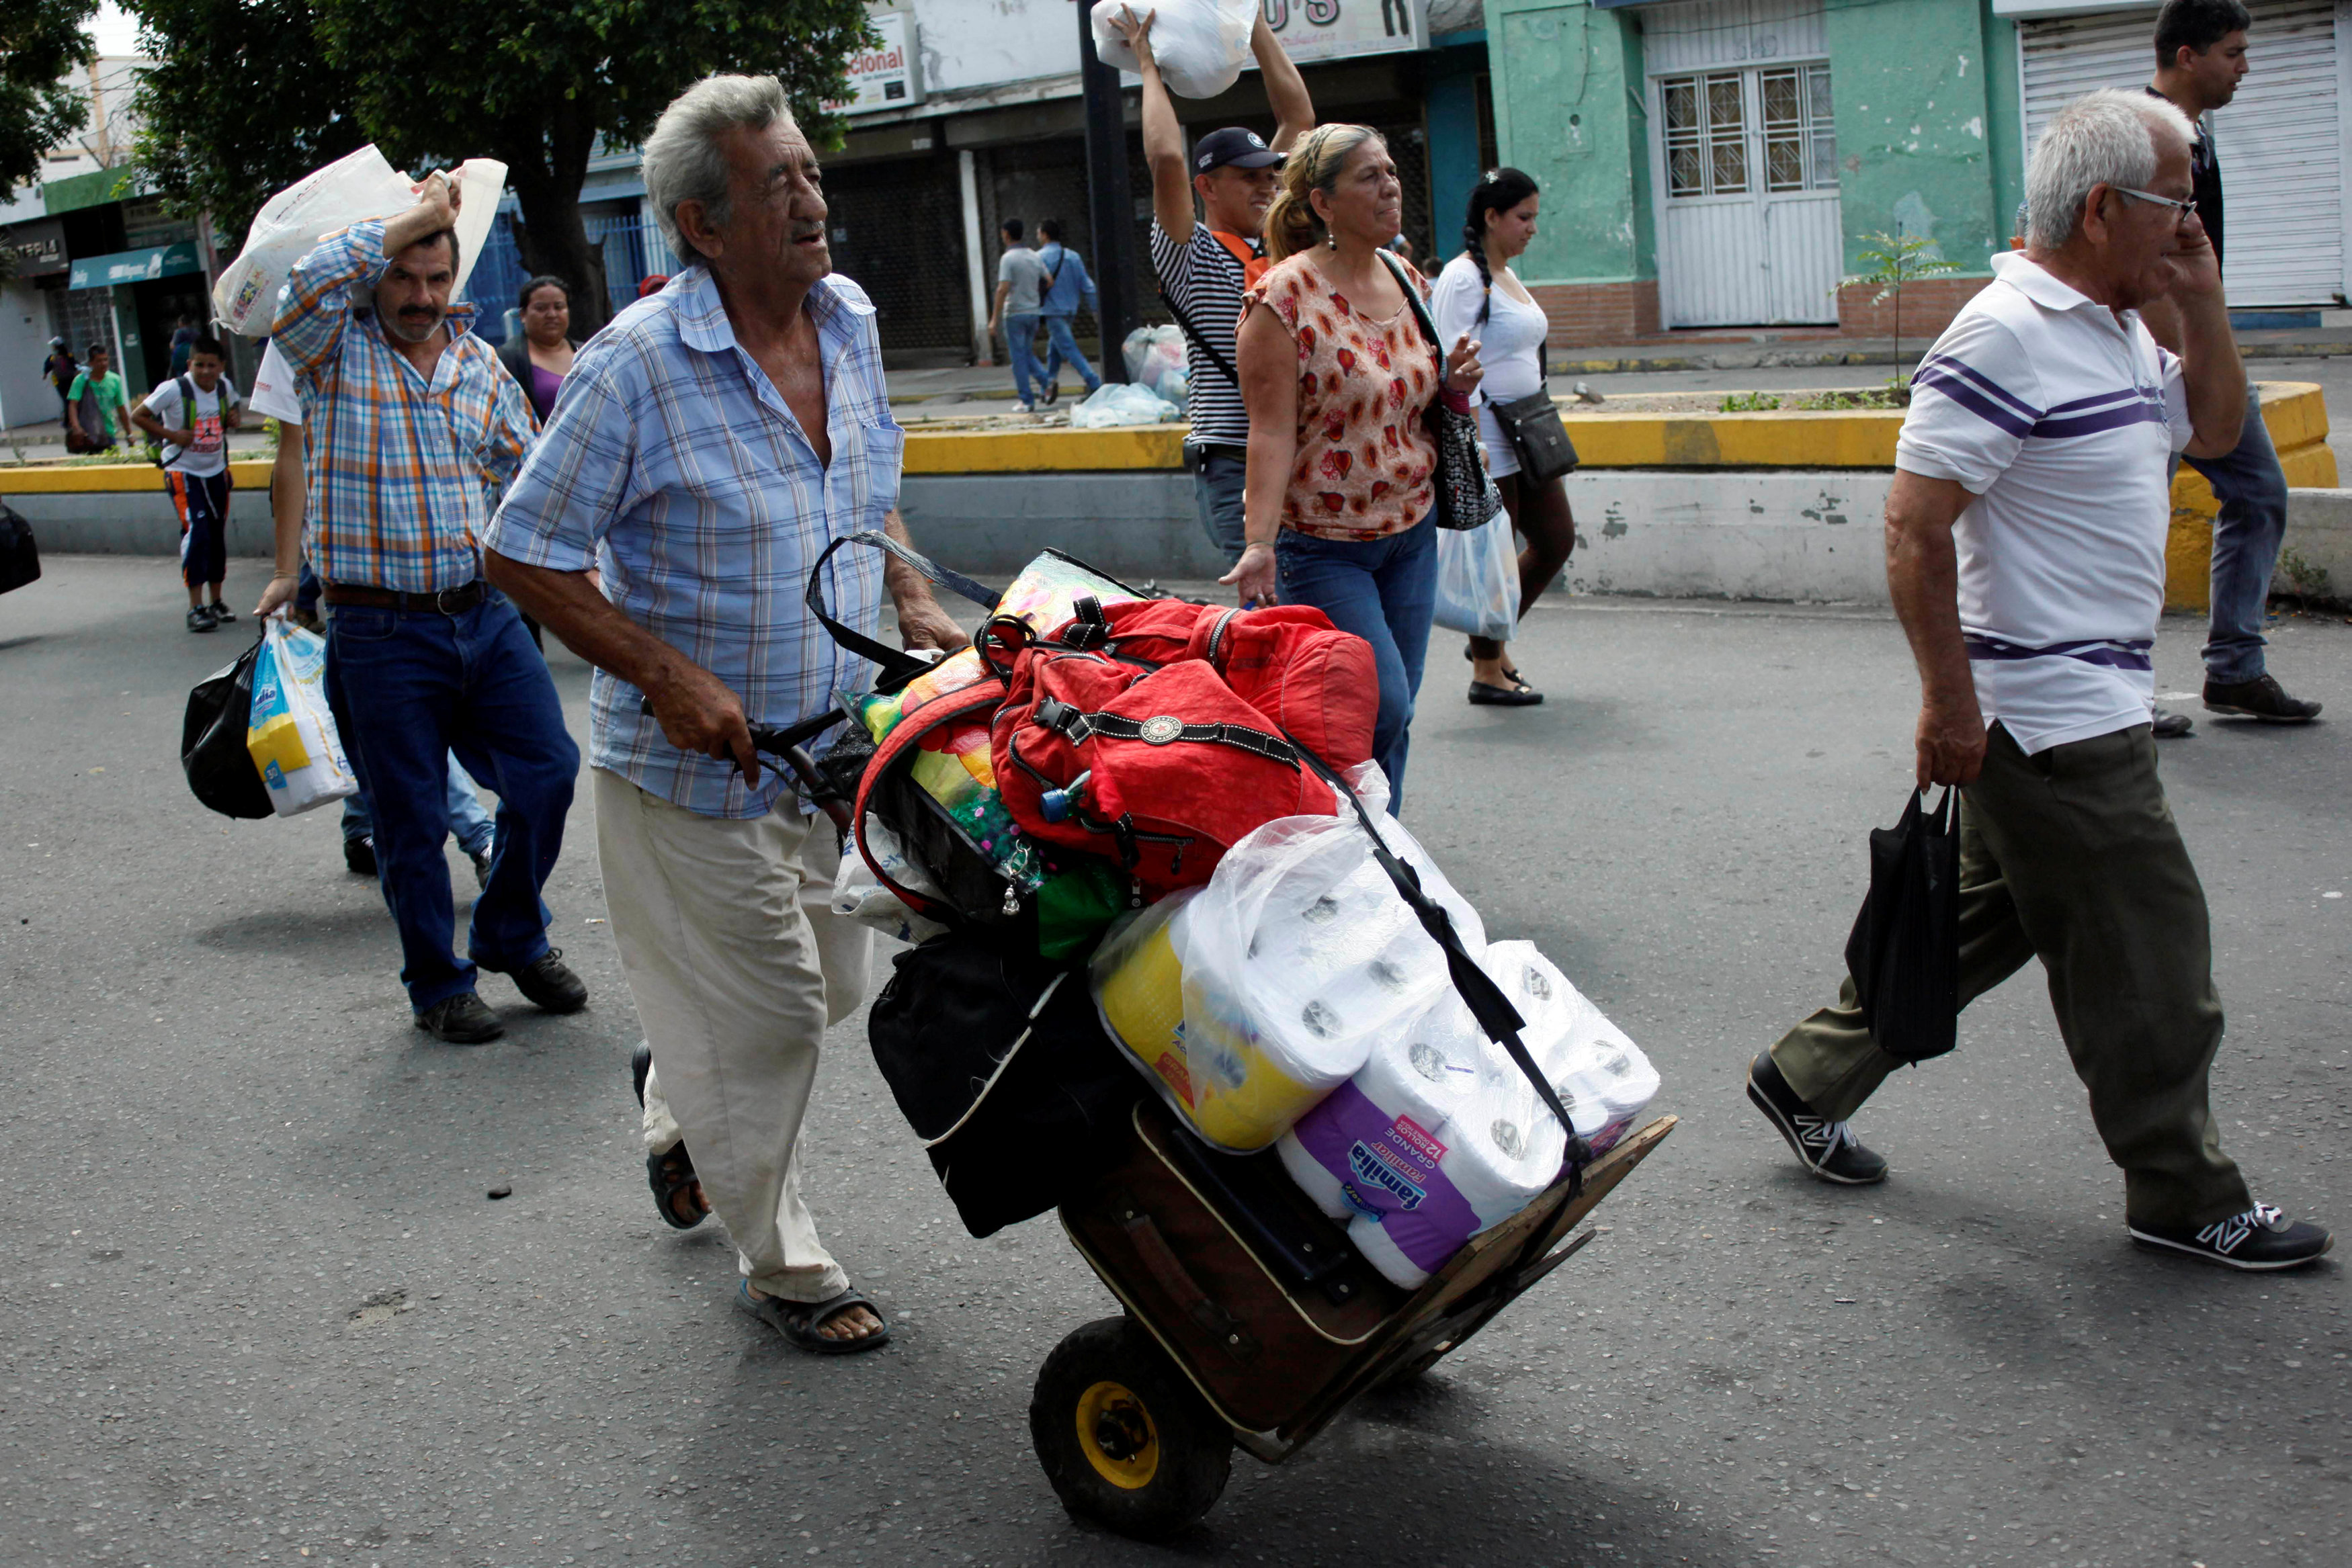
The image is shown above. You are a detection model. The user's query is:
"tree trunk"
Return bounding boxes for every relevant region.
[501,108,608,335]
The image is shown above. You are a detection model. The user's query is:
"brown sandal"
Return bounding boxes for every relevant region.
[646,1144,709,1229]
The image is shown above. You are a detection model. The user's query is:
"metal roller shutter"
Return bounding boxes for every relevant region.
[2020,0,2345,307]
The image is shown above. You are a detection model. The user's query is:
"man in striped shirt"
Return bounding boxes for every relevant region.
[270,172,587,1047]
[1745,89,2328,1270]
[1119,4,1313,564]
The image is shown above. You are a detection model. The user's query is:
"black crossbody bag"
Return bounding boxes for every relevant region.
[1382,251,1503,531]
[1482,281,1579,484]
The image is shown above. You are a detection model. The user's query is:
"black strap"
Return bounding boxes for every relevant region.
[1033,700,1300,769]
[1380,250,1445,368]
[1296,740,1591,1198]
[803,529,1001,690]
[1158,286,1242,392]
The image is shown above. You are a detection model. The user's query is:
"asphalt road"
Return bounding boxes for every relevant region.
[2,556,2346,1568]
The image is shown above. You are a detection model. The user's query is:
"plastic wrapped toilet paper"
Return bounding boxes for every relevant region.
[1277,1020,1482,1220]
[1550,1002,1662,1155]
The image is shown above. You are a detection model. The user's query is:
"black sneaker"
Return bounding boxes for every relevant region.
[186,605,216,633]
[2130,1204,2333,1270]
[631,1040,653,1108]
[208,603,236,624]
[1746,1051,1889,1184]
[343,834,377,876]
[2150,707,2194,739]
[504,948,588,1014]
[415,992,505,1045]
[2203,674,2321,723]
[1039,380,1060,407]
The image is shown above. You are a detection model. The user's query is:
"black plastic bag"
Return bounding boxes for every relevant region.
[866,932,1140,1237]
[1844,787,1961,1063]
[0,502,38,595]
[182,630,275,820]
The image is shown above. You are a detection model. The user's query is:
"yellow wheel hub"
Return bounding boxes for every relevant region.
[1075,1379,1160,1489]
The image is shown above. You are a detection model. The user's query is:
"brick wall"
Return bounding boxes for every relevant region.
[1527,281,1660,345]
[1830,275,1993,342]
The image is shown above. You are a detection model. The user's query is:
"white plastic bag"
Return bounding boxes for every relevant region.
[245,619,357,816]
[1070,381,1181,429]
[214,150,507,337]
[1121,324,1190,412]
[1431,510,1520,640]
[830,823,952,945]
[1090,0,1256,99]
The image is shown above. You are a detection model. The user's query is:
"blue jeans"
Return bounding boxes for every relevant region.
[1040,314,1101,394]
[324,590,579,1012]
[1005,312,1044,407]
[343,753,496,857]
[1275,515,1439,811]
[1191,447,1247,564]
[2184,384,2289,684]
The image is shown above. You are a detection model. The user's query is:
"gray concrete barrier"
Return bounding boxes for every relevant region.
[2279,488,2352,601]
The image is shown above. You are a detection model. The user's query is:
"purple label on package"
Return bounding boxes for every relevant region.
[1291,1082,1485,1272]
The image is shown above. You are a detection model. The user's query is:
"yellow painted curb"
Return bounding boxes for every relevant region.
[902,425,1187,474]
[2165,384,2335,612]
[0,458,274,492]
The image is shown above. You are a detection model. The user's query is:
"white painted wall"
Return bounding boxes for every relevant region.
[0,281,62,433]
[905,0,1077,95]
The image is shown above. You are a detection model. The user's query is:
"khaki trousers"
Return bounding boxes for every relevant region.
[1769,723,2252,1231]
[595,769,872,1303]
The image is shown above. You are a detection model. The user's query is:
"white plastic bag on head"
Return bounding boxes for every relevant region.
[1070,381,1180,428]
[245,618,357,816]
[1091,0,1257,99]
[1432,510,1520,641]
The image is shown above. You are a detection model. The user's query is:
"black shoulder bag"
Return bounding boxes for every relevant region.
[1382,251,1503,531]
[1482,279,1579,485]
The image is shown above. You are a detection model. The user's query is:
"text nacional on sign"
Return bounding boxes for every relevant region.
[829,10,924,114]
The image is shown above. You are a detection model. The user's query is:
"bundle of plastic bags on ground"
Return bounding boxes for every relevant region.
[1070,382,1181,429]
[1090,782,1659,1289]
[1090,0,1256,98]
[1122,325,1189,413]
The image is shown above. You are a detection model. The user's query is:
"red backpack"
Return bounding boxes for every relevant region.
[983,597,1378,895]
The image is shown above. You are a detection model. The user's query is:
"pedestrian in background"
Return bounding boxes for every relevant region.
[488,73,970,1353]
[497,274,578,425]
[1033,219,1101,408]
[986,218,1051,412]
[2140,0,2318,730]
[1123,3,1316,564]
[167,314,198,378]
[249,335,498,885]
[1431,167,1575,706]
[65,345,129,453]
[1746,89,2328,1271]
[1226,123,1483,808]
[130,334,245,632]
[269,170,585,1046]
[40,337,77,423]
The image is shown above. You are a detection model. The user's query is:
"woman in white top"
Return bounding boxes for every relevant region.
[1430,169,1577,705]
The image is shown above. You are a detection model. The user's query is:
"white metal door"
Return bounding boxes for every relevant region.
[1646,0,1844,327]
[2019,0,2345,307]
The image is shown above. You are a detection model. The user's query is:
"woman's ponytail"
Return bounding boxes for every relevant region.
[1461,166,1542,324]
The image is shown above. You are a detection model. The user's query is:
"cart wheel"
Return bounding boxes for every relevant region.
[1030,1316,1232,1540]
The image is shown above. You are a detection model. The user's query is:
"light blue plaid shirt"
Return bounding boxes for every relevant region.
[484,267,899,818]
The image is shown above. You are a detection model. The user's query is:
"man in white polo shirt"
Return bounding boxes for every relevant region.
[1744,88,2328,1271]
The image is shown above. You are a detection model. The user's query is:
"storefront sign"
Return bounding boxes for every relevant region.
[67,241,202,291]
[830,11,923,114]
[0,218,69,277]
[1260,0,1428,64]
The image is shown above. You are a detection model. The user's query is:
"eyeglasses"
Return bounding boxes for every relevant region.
[2112,187,2199,225]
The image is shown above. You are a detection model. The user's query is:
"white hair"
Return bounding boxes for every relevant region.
[2025,87,2195,250]
[641,74,800,266]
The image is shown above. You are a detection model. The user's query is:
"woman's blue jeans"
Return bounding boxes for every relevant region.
[1275,515,1439,811]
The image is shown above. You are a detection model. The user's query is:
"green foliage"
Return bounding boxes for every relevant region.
[126,0,368,245]
[1835,230,1958,304]
[0,0,98,202]
[2277,546,2332,601]
[1792,388,1904,411]
[1719,391,1783,412]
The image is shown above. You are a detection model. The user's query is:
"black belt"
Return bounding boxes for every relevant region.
[323,580,490,614]
[1187,441,1247,465]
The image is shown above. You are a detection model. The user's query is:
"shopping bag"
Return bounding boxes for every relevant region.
[1090,0,1255,98]
[183,631,275,820]
[245,618,358,816]
[1431,511,1519,640]
[1843,787,1961,1063]
[0,501,38,595]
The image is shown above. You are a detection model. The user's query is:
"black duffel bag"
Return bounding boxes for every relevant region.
[867,932,1140,1237]
[0,500,39,595]
[182,628,275,820]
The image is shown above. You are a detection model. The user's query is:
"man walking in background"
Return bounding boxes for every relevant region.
[1745,89,2328,1271]
[986,217,1051,412]
[270,171,585,1045]
[130,334,245,631]
[1118,4,1314,564]
[2143,0,2320,730]
[40,337,77,423]
[65,344,130,453]
[1033,218,1101,408]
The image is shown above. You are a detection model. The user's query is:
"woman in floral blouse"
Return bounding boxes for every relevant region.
[1226,122,1483,808]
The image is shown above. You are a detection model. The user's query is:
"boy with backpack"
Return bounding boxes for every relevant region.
[131,335,246,631]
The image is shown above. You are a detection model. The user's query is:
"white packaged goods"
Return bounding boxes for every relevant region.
[1122,324,1190,412]
[1091,0,1255,99]
[1070,381,1181,429]
[831,823,951,945]
[1092,811,1486,1152]
[214,151,507,337]
[1280,939,1659,1289]
[244,619,357,816]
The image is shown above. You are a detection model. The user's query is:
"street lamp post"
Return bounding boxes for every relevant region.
[1077,1,1139,376]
